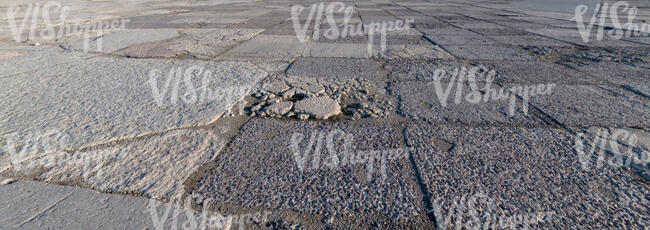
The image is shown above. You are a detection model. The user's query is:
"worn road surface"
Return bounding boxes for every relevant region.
[1,0,649,229]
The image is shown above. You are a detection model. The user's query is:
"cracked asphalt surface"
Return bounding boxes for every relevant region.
[0,0,649,229]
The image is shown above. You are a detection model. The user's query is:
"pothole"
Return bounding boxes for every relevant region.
[246,75,394,120]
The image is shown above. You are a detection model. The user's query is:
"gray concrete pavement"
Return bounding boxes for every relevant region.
[0,0,649,229]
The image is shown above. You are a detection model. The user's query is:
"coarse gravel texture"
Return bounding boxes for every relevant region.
[1,0,649,228]
[405,123,650,229]
[388,80,543,126]
[191,118,431,229]
[525,84,650,127]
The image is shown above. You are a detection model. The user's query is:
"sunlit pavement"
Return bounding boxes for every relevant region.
[0,0,649,229]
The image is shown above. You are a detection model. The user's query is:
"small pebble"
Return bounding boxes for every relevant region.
[323,216,334,224]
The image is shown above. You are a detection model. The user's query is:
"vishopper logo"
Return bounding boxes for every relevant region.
[429,193,555,229]
[427,66,555,117]
[145,193,271,230]
[289,129,410,181]
[148,65,254,108]
[290,2,414,55]
[1,129,122,184]
[572,1,650,42]
[575,128,649,171]
[5,1,128,51]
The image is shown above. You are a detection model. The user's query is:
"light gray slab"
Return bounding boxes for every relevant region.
[303,42,371,58]
[0,45,94,78]
[287,57,380,80]
[65,29,180,53]
[223,35,306,60]
[0,56,266,149]
[528,84,650,127]
[0,179,239,230]
[0,179,150,229]
[23,129,224,200]
[116,28,263,58]
[441,45,536,61]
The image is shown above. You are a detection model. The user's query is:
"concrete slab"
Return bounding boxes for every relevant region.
[385,9,422,17]
[384,59,473,81]
[23,130,223,200]
[623,36,650,45]
[565,62,650,97]
[382,28,423,36]
[490,35,574,46]
[373,44,454,60]
[451,22,507,29]
[481,61,604,84]
[166,16,248,25]
[191,118,431,228]
[556,36,643,47]
[0,46,94,77]
[469,28,532,36]
[0,179,150,229]
[65,29,180,53]
[360,17,400,24]
[527,85,650,127]
[123,14,194,29]
[224,35,372,60]
[524,28,585,38]
[420,28,479,36]
[520,45,649,63]
[303,42,371,58]
[405,124,650,229]
[425,34,499,45]
[222,35,305,60]
[495,21,552,29]
[293,96,341,119]
[357,10,394,17]
[309,33,367,44]
[576,126,650,181]
[0,179,255,230]
[116,28,263,58]
[388,81,543,126]
[411,21,453,30]
[0,57,266,149]
[441,45,536,61]
[1,0,649,228]
[287,57,380,80]
[370,35,432,45]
